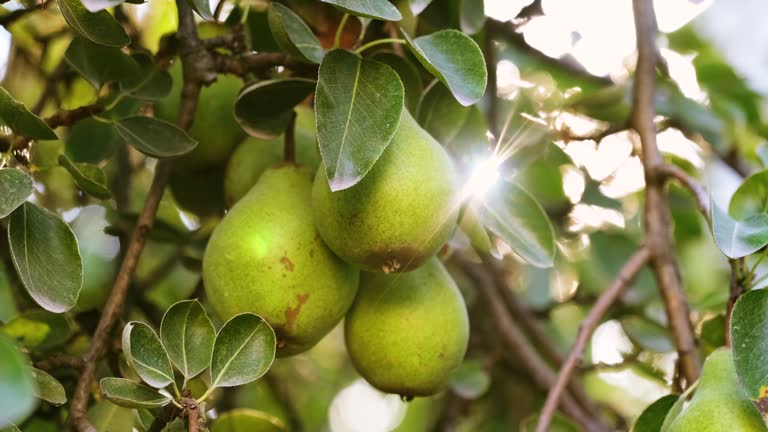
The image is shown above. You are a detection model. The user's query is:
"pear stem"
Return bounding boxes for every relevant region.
[334,13,350,49]
[355,38,406,54]
[284,110,297,163]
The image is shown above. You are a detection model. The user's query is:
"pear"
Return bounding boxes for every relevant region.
[224,106,320,206]
[312,110,460,273]
[345,258,469,398]
[155,61,245,173]
[203,165,359,355]
[667,348,765,432]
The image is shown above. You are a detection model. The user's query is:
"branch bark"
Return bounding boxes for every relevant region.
[631,0,700,386]
[535,247,651,432]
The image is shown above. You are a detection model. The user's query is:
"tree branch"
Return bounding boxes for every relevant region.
[535,246,651,432]
[631,0,700,386]
[659,164,710,221]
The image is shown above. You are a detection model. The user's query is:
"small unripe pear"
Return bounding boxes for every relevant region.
[345,258,469,398]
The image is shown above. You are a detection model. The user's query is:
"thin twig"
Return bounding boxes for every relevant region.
[284,111,297,163]
[631,0,700,386]
[535,247,651,432]
[659,164,710,220]
[726,257,747,346]
[0,3,44,27]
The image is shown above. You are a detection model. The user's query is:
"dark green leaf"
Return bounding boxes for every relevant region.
[710,201,768,259]
[403,29,486,106]
[267,3,324,64]
[633,394,679,432]
[321,0,402,21]
[186,0,213,21]
[234,78,316,139]
[417,81,469,143]
[449,360,491,400]
[160,300,215,380]
[459,0,485,35]
[730,289,768,403]
[0,87,56,140]
[316,49,404,191]
[31,368,66,405]
[121,54,173,100]
[65,36,140,89]
[0,334,35,426]
[114,116,197,158]
[122,321,174,388]
[212,409,287,432]
[58,154,111,200]
[729,170,768,220]
[99,378,172,409]
[65,118,120,163]
[7,202,82,313]
[370,52,422,113]
[410,0,433,15]
[621,316,673,353]
[57,0,130,47]
[475,181,556,268]
[210,313,276,389]
[87,400,133,432]
[0,168,33,219]
[80,0,125,13]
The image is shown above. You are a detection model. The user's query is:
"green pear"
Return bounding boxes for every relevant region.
[345,258,469,398]
[155,61,245,173]
[224,106,319,206]
[203,165,359,355]
[667,348,765,432]
[312,110,460,273]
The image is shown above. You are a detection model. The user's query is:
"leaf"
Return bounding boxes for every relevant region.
[730,289,768,407]
[210,313,276,389]
[234,78,316,139]
[99,378,172,409]
[122,321,175,388]
[80,0,125,13]
[315,49,404,191]
[160,300,215,380]
[87,400,133,432]
[114,116,197,158]
[66,118,121,163]
[186,0,213,21]
[370,52,422,113]
[65,36,141,89]
[7,202,82,313]
[710,201,768,259]
[621,316,673,353]
[0,87,56,140]
[417,81,469,143]
[0,335,36,426]
[403,29,486,106]
[459,0,485,35]
[410,0,433,15]
[449,360,491,400]
[475,181,557,268]
[321,0,402,21]
[632,394,679,432]
[0,168,33,219]
[57,0,130,47]
[729,169,768,220]
[267,3,324,64]
[31,368,66,405]
[212,409,287,432]
[0,425,21,432]
[121,54,173,100]
[58,154,111,200]
[2,311,73,350]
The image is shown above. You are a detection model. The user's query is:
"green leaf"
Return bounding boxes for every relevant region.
[80,0,125,13]
[475,181,556,268]
[403,29,486,106]
[321,0,402,21]
[121,54,173,100]
[417,81,469,143]
[459,0,485,35]
[57,0,130,47]
[66,118,121,163]
[7,202,82,313]
[58,154,111,200]
[186,0,213,21]
[267,3,324,64]
[632,394,679,432]
[730,289,768,404]
[65,36,141,89]
[87,400,133,432]
[0,168,33,219]
[122,321,174,388]
[2,311,73,350]
[31,368,66,405]
[234,78,316,139]
[210,313,276,389]
[710,201,768,259]
[449,360,491,400]
[315,49,404,191]
[0,335,36,426]
[212,409,287,432]
[410,0,433,15]
[621,316,673,353]
[99,378,172,409]
[729,170,768,220]
[160,300,215,380]
[0,87,56,140]
[370,52,422,113]
[114,116,197,158]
